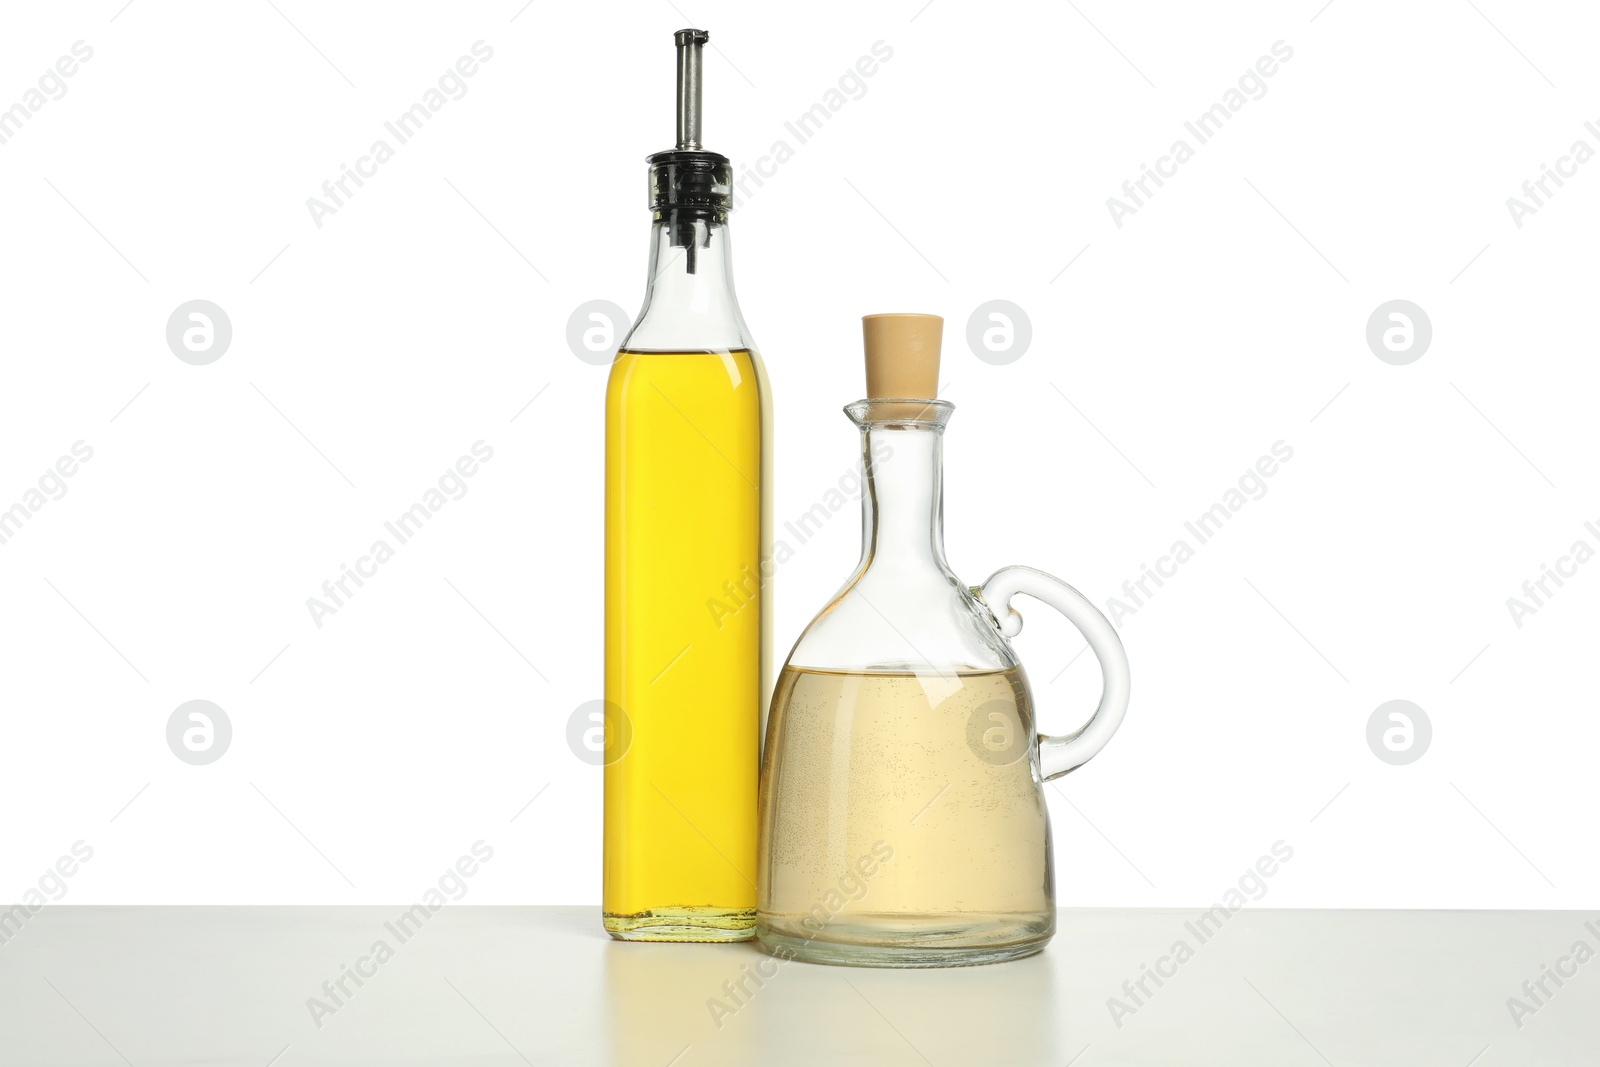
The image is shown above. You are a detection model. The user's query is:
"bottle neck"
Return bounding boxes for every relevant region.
[859,426,950,575]
[622,212,753,352]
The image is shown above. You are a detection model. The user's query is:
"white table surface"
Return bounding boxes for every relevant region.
[0,906,1593,1065]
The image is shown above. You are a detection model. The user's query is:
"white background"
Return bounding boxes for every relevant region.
[1,0,1596,910]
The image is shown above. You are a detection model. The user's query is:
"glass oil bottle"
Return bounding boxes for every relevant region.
[603,29,770,941]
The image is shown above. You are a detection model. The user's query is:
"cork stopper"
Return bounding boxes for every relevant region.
[863,314,942,399]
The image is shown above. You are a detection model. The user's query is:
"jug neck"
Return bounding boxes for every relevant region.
[853,401,954,578]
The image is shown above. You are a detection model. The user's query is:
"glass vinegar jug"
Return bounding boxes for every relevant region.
[756,316,1130,967]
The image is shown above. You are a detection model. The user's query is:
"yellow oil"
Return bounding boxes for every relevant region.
[604,348,768,940]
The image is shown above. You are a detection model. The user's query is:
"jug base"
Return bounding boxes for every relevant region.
[605,906,756,942]
[756,914,1051,967]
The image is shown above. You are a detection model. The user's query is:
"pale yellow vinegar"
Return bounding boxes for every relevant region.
[603,349,766,940]
[758,666,1054,960]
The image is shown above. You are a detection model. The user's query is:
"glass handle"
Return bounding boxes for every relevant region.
[980,565,1130,782]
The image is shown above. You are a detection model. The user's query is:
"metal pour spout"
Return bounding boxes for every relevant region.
[648,29,728,276]
[675,29,707,151]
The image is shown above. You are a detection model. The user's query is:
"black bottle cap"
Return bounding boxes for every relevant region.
[648,150,731,218]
